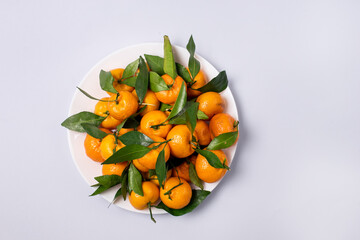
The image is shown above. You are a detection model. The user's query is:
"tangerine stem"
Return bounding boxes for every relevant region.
[147,202,156,223]
[163,182,183,200]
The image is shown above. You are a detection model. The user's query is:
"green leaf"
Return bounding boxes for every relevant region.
[148,169,156,177]
[145,53,191,82]
[121,76,137,87]
[102,144,151,164]
[176,63,192,83]
[94,175,122,187]
[118,131,155,147]
[155,190,211,216]
[135,56,149,104]
[122,58,139,79]
[111,187,123,205]
[189,162,203,190]
[155,145,167,189]
[186,35,196,56]
[121,106,146,129]
[90,174,122,196]
[197,110,208,120]
[81,123,108,139]
[186,36,200,79]
[163,35,177,80]
[167,100,195,125]
[166,81,187,120]
[61,111,106,132]
[123,117,140,129]
[99,70,117,93]
[144,54,165,76]
[90,185,109,196]
[195,149,228,169]
[196,71,228,93]
[128,163,143,196]
[168,114,186,125]
[159,103,172,112]
[185,102,199,134]
[188,56,200,80]
[116,119,127,132]
[144,53,190,83]
[149,71,170,92]
[121,171,128,200]
[207,131,238,150]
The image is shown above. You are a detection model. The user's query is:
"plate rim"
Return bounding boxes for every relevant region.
[66,42,239,214]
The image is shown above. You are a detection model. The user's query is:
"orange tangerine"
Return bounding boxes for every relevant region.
[129,181,160,210]
[160,177,192,209]
[196,92,224,120]
[196,149,228,183]
[107,91,138,122]
[155,74,186,104]
[140,110,172,138]
[166,125,198,158]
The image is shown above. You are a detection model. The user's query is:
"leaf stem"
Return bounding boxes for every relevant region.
[77,87,116,102]
[164,182,183,200]
[148,202,156,223]
[150,122,167,129]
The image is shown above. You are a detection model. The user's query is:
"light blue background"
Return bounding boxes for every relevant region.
[1,0,359,239]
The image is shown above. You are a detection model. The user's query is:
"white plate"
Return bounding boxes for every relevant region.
[67,43,239,214]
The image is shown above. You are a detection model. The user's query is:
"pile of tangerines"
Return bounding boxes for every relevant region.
[62,36,238,222]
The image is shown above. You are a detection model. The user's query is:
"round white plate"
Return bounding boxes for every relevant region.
[67,43,239,214]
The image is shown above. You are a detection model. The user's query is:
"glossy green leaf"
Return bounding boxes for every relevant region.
[168,114,186,125]
[81,123,108,139]
[128,163,143,196]
[123,117,139,129]
[90,185,109,196]
[121,107,146,129]
[163,35,177,80]
[189,162,203,190]
[118,131,155,147]
[90,174,122,196]
[155,145,167,189]
[159,103,172,112]
[102,144,151,164]
[116,119,127,132]
[176,63,192,83]
[207,131,238,150]
[197,110,208,120]
[145,53,191,83]
[149,71,169,92]
[188,56,200,80]
[111,187,123,206]
[186,35,196,56]
[122,58,139,79]
[99,70,117,93]
[195,149,228,169]
[121,76,137,87]
[135,56,149,104]
[185,102,199,134]
[144,54,165,76]
[166,81,187,120]
[94,175,122,187]
[196,71,228,93]
[61,111,105,132]
[167,100,194,124]
[155,190,210,216]
[121,171,128,200]
[148,169,156,177]
[186,36,200,79]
